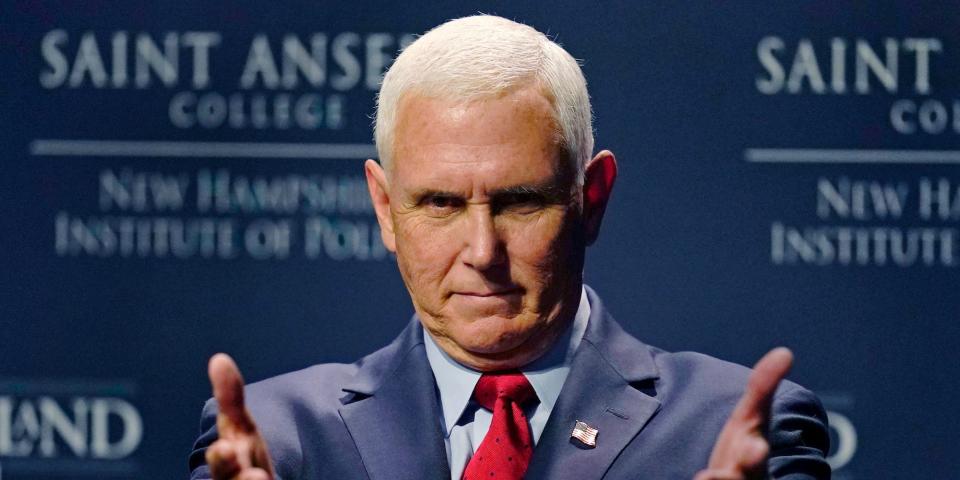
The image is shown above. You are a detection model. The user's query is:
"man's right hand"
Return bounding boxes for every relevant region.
[205,353,276,480]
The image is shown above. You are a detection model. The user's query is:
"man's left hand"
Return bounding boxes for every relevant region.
[693,347,794,480]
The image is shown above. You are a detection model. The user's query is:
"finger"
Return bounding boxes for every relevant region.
[206,440,241,480]
[730,347,793,423]
[236,467,272,480]
[704,407,774,476]
[208,353,256,433]
[693,469,741,480]
[741,436,770,469]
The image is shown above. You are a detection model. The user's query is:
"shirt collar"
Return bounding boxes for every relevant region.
[423,287,591,436]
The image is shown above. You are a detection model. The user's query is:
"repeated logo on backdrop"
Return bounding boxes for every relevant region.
[34,29,415,263]
[750,36,959,268]
[37,30,413,131]
[0,379,142,477]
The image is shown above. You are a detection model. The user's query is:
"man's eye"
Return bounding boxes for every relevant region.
[496,193,545,213]
[513,193,541,204]
[430,197,451,207]
[423,195,462,212]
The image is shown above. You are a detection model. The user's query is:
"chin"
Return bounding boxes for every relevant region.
[456,322,533,355]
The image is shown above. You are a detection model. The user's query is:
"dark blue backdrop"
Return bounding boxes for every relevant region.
[1,1,957,478]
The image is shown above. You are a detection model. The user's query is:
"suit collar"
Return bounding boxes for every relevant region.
[525,285,662,480]
[339,286,656,395]
[339,317,423,397]
[580,285,660,383]
[337,319,450,480]
[337,286,663,480]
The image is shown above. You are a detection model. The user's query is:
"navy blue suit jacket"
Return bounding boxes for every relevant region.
[189,288,830,479]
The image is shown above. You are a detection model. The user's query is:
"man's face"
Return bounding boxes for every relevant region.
[368,86,587,371]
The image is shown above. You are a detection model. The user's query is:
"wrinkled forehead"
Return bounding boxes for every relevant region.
[389,88,569,186]
[394,87,564,161]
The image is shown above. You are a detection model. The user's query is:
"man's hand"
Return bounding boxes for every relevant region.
[693,347,794,480]
[205,353,276,480]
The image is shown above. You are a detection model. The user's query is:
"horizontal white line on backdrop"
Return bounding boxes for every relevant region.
[745,148,960,164]
[30,139,378,159]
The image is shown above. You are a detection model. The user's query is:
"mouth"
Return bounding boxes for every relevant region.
[456,288,523,298]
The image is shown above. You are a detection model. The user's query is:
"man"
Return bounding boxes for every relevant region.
[189,15,830,480]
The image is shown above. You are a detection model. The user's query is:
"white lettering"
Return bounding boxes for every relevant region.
[758,37,942,95]
[90,398,142,459]
[787,40,827,94]
[39,29,69,89]
[890,99,916,134]
[756,36,785,94]
[134,32,179,88]
[331,33,361,91]
[69,32,109,88]
[816,177,908,220]
[903,38,942,94]
[365,33,393,90]
[39,398,87,457]
[111,32,128,87]
[855,38,898,93]
[240,34,280,89]
[919,177,960,220]
[181,32,221,88]
[282,34,327,88]
[99,169,190,212]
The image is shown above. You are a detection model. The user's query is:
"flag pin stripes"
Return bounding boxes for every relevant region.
[571,420,598,448]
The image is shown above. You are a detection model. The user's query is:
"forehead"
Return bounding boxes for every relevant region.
[391,87,567,192]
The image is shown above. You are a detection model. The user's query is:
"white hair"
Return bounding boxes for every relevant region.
[374,15,593,184]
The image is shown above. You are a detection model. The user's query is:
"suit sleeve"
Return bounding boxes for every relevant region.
[187,398,218,480]
[767,385,832,479]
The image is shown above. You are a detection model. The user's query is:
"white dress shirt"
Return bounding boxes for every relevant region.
[423,287,590,479]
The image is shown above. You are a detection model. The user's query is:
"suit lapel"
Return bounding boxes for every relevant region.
[337,320,450,480]
[526,288,662,480]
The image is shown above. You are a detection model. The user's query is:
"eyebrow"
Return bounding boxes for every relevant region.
[407,181,569,203]
[489,182,569,202]
[407,188,461,202]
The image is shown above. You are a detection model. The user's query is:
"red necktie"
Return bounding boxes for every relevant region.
[462,372,539,480]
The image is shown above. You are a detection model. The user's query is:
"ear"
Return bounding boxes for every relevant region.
[582,150,618,245]
[364,159,397,252]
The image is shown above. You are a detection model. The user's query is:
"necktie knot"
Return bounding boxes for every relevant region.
[473,372,537,411]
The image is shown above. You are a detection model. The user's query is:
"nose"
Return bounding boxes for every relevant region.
[460,206,506,270]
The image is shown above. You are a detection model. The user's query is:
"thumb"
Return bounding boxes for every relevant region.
[208,353,256,433]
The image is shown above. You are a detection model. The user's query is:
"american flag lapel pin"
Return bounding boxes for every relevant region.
[571,420,598,448]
